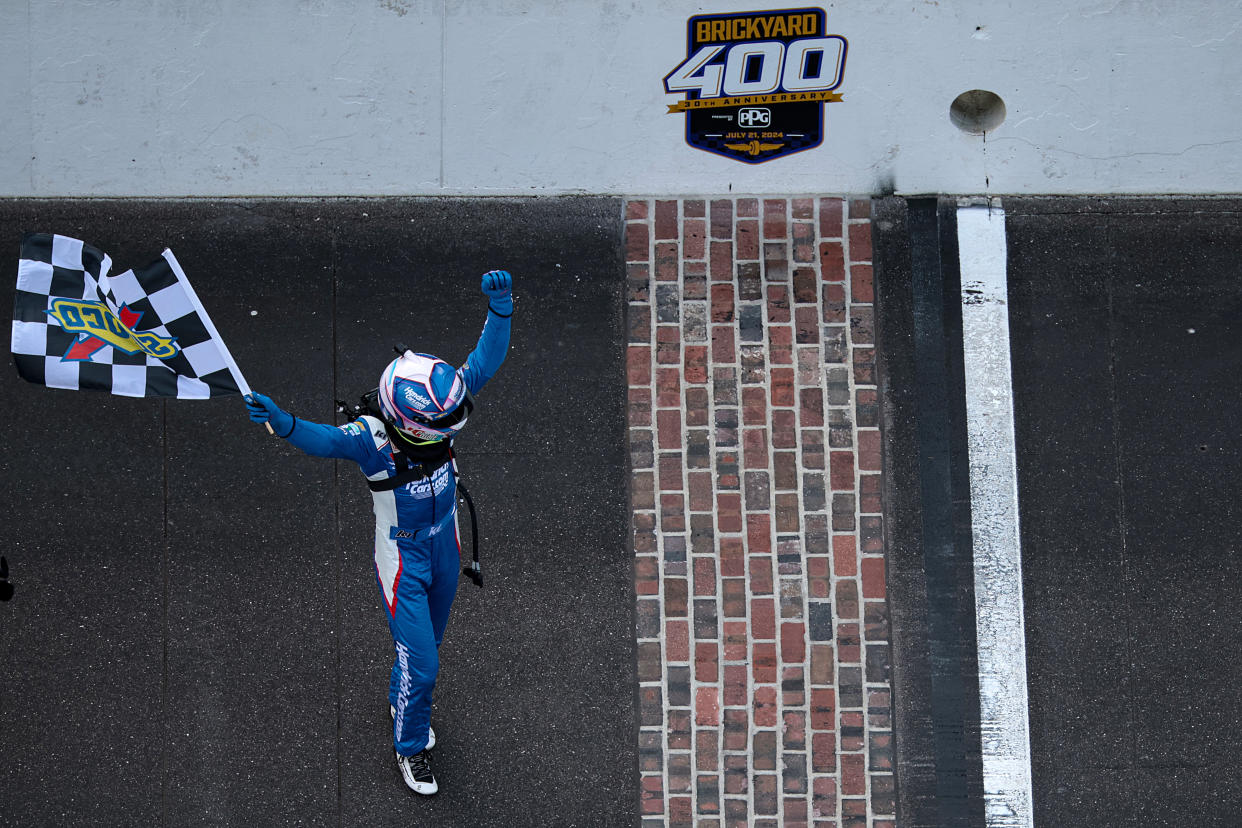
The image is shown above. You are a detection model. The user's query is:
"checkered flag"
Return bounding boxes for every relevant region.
[11,233,252,399]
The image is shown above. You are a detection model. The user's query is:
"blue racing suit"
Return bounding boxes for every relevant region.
[268,305,509,756]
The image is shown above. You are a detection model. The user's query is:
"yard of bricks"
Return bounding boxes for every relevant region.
[626,196,893,828]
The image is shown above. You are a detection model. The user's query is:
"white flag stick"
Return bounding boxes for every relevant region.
[162,249,273,434]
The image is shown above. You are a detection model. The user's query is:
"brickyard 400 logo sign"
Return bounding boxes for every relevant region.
[663,7,847,164]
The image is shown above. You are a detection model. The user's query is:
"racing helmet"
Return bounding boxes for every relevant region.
[377,351,473,443]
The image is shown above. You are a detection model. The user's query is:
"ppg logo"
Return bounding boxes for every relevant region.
[737,107,771,128]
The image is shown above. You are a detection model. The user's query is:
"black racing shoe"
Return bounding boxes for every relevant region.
[396,748,438,795]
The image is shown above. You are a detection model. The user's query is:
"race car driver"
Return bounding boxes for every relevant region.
[243,269,513,796]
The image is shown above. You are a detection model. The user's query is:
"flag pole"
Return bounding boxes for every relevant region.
[160,249,273,434]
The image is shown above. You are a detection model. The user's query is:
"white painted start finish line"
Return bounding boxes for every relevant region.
[957,203,1035,827]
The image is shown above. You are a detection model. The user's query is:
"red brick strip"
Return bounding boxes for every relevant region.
[628,196,894,827]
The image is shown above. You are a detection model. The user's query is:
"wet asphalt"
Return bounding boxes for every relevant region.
[0,197,636,827]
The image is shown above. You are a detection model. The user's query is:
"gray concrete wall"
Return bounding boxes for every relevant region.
[3,1,1240,196]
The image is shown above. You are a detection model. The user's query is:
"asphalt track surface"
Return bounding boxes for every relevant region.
[1007,198,1242,827]
[875,196,1242,828]
[0,198,634,826]
[5,196,1242,827]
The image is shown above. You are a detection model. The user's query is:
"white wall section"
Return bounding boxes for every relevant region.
[3,0,1241,196]
[957,203,1034,828]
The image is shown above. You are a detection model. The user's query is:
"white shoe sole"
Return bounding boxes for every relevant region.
[390,705,436,750]
[396,752,438,795]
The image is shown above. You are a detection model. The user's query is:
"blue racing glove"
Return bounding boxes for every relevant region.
[244,392,296,438]
[482,270,513,316]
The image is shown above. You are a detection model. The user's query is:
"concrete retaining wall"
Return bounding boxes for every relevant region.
[2,0,1239,196]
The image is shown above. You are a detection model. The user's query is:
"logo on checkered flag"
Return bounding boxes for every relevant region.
[11,233,251,399]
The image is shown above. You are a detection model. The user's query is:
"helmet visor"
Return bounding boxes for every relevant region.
[406,399,470,429]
